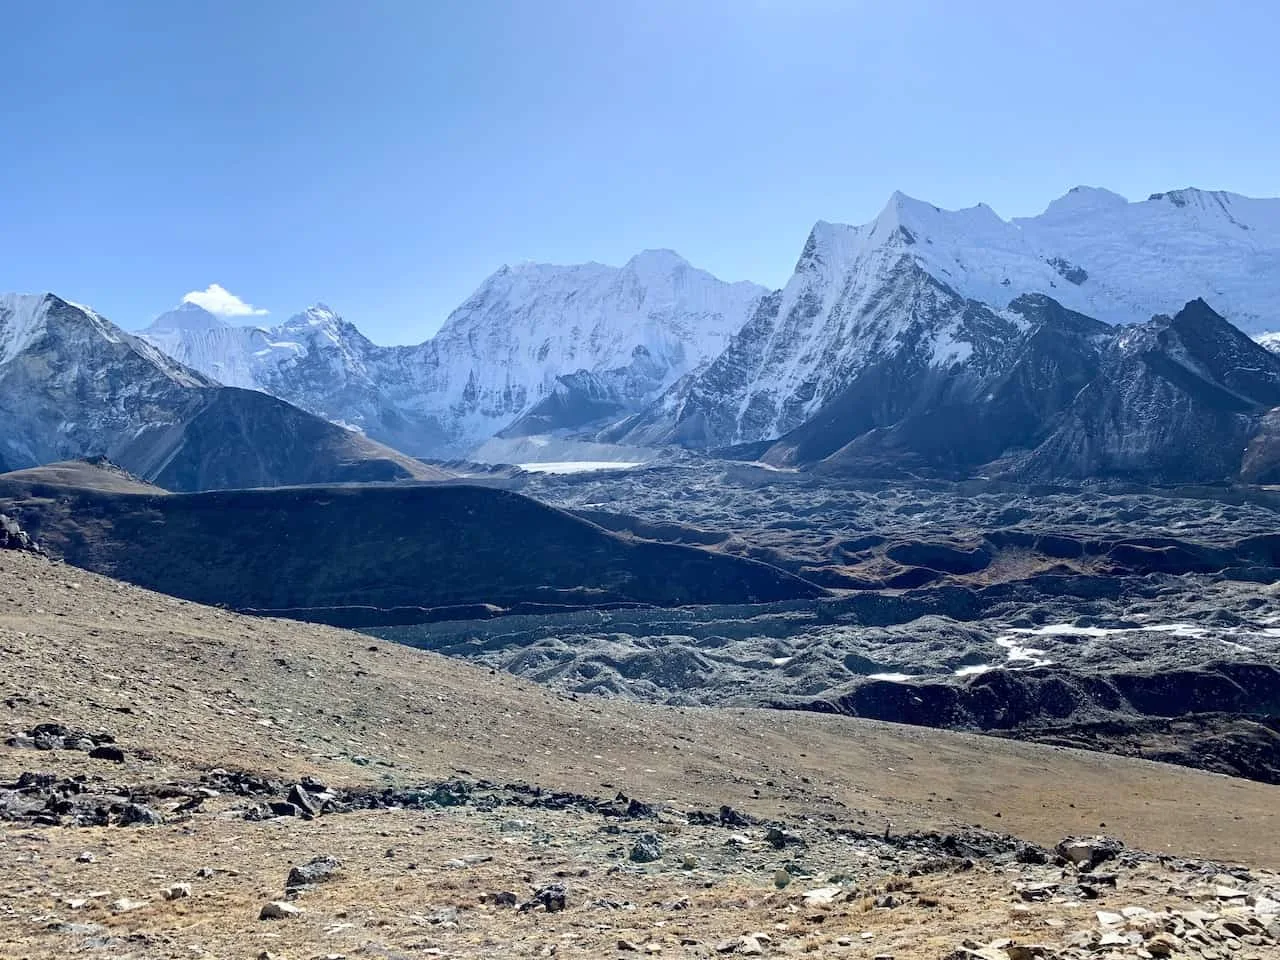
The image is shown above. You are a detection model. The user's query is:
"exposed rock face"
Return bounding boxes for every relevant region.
[1016,299,1280,482]
[777,293,1111,471]
[139,253,767,457]
[0,514,38,553]
[0,294,445,490]
[633,293,1280,485]
[600,190,1280,484]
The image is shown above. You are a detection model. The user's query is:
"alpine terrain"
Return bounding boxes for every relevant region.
[0,294,445,490]
[139,251,767,458]
[605,188,1280,484]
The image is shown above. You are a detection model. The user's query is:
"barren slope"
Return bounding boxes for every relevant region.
[3,550,1279,959]
[1,551,1276,862]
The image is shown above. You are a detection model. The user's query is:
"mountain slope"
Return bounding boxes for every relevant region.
[610,188,1280,482]
[0,294,445,490]
[1016,299,1280,482]
[0,479,823,618]
[139,252,767,457]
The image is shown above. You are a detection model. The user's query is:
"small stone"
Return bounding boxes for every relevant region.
[112,897,148,913]
[1018,882,1058,902]
[425,906,456,925]
[1005,947,1051,960]
[117,803,164,827]
[738,936,765,956]
[286,855,341,889]
[162,883,191,901]
[1097,911,1124,925]
[617,941,640,952]
[774,869,792,889]
[802,886,842,907]
[1146,933,1180,957]
[259,900,303,920]
[520,883,567,913]
[88,745,126,763]
[76,851,96,864]
[765,826,802,849]
[489,891,519,907]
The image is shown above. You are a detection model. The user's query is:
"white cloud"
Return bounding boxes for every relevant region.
[181,283,268,317]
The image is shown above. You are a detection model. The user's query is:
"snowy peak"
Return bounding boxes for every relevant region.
[276,304,372,349]
[622,248,691,275]
[872,190,1006,243]
[1038,186,1129,221]
[145,301,229,334]
[135,252,767,457]
[0,293,55,365]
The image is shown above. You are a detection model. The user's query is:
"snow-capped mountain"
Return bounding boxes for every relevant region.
[612,187,1280,452]
[0,293,443,490]
[138,251,767,457]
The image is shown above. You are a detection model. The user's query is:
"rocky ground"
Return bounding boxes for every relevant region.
[3,549,1280,958]
[4,772,1279,960]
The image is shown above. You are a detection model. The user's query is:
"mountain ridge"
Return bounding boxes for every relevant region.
[0,293,447,490]
[138,252,768,458]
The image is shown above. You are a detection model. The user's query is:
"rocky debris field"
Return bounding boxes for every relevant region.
[524,462,1280,587]
[3,761,1278,960]
[367,464,1280,783]
[373,571,1280,782]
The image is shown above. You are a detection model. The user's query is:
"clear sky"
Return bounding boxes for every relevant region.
[2,0,1277,343]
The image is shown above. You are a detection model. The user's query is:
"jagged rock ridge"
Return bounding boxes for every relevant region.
[0,294,446,490]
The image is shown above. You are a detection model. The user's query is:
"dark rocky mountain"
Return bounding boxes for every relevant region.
[0,477,823,621]
[768,293,1110,471]
[0,294,447,490]
[599,190,1280,485]
[720,296,1280,485]
[1012,299,1280,483]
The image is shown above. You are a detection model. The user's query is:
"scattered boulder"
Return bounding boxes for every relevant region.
[286,855,341,890]
[1056,834,1124,870]
[259,901,303,920]
[765,826,803,849]
[286,783,320,818]
[520,883,567,913]
[629,832,663,863]
[117,803,164,827]
[88,745,126,763]
[0,514,40,553]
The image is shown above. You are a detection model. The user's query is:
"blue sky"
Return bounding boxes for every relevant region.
[2,0,1277,343]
